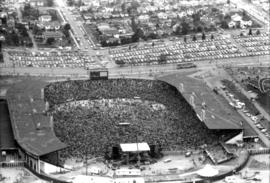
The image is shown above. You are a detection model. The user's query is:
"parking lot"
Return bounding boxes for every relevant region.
[110,33,270,66]
[234,33,270,55]
[7,50,100,69]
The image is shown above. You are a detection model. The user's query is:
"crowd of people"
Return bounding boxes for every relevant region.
[44,79,238,161]
[7,50,99,69]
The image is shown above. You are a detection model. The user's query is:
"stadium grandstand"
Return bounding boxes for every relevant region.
[157,72,257,138]
[0,74,258,181]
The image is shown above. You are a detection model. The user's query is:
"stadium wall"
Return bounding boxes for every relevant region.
[5,101,41,174]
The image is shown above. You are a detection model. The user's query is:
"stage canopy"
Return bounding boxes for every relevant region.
[120,142,150,152]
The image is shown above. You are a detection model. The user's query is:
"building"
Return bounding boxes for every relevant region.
[5,80,66,176]
[39,15,52,22]
[29,0,48,7]
[42,31,63,39]
[37,21,61,30]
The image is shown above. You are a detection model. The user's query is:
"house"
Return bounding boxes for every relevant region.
[29,0,48,7]
[240,20,252,28]
[39,15,52,22]
[7,16,15,28]
[83,13,93,20]
[0,12,8,18]
[231,13,242,22]
[228,21,236,28]
[157,12,168,20]
[42,31,63,40]
[37,21,61,30]
[138,15,150,23]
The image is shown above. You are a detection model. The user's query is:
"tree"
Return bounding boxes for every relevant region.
[192,35,197,41]
[46,37,55,45]
[131,16,138,32]
[221,20,229,29]
[132,28,144,42]
[67,0,74,6]
[202,32,206,40]
[175,25,181,35]
[158,54,167,64]
[181,21,190,35]
[248,28,252,36]
[11,30,19,46]
[47,0,54,7]
[197,26,203,32]
[192,12,200,26]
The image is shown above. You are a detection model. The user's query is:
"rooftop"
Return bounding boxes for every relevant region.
[6,79,66,156]
[158,72,245,130]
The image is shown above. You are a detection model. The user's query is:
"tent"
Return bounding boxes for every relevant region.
[197,164,219,177]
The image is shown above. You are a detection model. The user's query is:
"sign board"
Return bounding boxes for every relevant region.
[88,68,108,80]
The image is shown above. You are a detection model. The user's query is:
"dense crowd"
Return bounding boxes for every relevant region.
[44,79,237,160]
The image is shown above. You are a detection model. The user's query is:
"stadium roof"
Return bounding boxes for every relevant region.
[0,100,17,150]
[158,72,243,130]
[120,142,150,152]
[6,79,66,157]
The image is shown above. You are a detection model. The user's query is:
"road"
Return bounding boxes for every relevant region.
[1,54,269,78]
[55,0,94,52]
[108,54,270,77]
[231,0,270,30]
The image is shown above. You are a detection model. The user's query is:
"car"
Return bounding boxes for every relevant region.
[163,159,172,163]
[185,151,192,157]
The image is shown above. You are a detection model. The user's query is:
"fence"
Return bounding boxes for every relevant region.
[0,161,25,167]
[248,148,270,155]
[24,163,70,183]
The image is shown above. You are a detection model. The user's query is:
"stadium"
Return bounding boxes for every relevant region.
[1,72,258,182]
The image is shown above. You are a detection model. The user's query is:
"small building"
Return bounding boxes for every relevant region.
[37,21,61,30]
[157,12,168,20]
[138,14,150,23]
[42,31,63,40]
[231,13,242,22]
[29,0,48,7]
[39,15,52,22]
[228,21,236,28]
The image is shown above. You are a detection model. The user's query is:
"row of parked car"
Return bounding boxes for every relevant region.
[226,91,270,140]
[110,32,270,66]
[8,51,100,69]
[242,109,270,139]
[110,37,243,66]
[234,34,270,55]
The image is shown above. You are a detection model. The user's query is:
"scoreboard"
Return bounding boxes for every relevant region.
[88,68,109,80]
